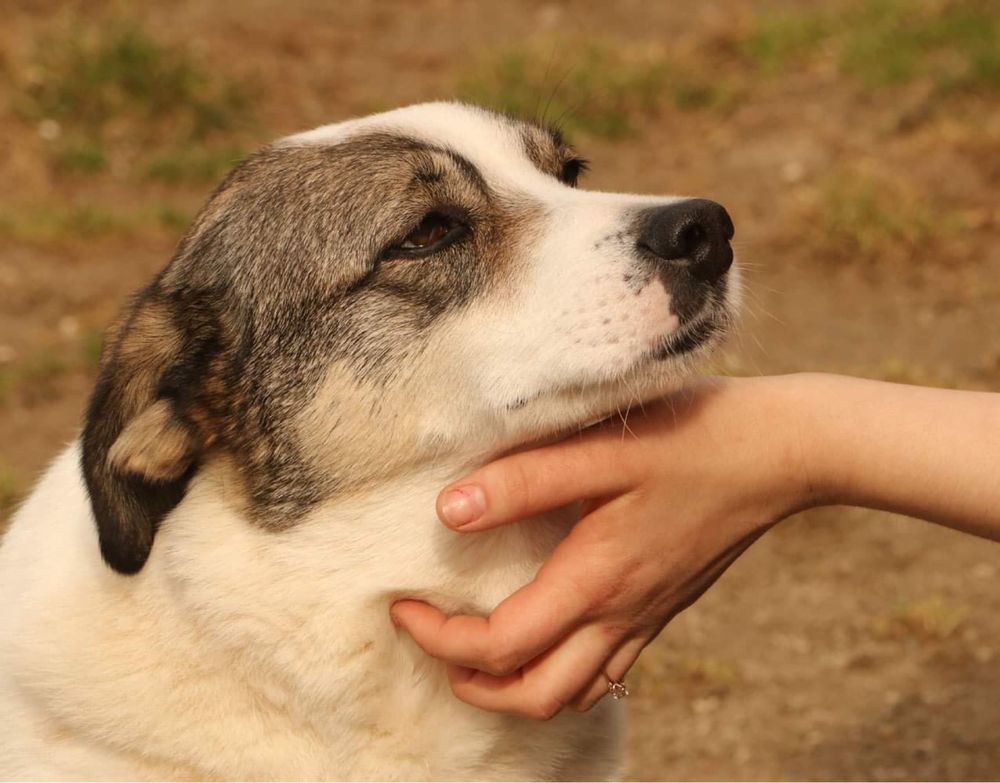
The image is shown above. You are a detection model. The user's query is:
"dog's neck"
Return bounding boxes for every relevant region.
[164,448,574,598]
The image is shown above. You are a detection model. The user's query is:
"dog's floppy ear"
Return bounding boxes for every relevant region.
[81,284,218,574]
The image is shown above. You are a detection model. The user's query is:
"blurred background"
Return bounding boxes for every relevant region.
[1,0,997,778]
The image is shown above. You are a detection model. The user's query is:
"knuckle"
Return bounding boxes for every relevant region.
[598,622,623,642]
[525,694,564,721]
[483,649,518,676]
[448,676,470,701]
[450,683,481,709]
[447,671,482,704]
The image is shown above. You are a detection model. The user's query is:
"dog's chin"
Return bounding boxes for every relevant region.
[501,351,699,446]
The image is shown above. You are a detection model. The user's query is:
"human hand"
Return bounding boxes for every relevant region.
[391,375,817,719]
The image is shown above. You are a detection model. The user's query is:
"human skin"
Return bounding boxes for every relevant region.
[391,374,1000,719]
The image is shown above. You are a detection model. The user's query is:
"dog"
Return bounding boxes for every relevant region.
[0,102,739,780]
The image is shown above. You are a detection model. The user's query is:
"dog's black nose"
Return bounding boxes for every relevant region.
[637,199,735,282]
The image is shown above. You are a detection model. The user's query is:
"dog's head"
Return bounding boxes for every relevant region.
[82,102,739,573]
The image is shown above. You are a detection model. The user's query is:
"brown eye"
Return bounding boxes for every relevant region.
[400,212,459,250]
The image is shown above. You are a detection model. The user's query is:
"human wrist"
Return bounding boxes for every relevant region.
[753,372,843,517]
[773,372,872,512]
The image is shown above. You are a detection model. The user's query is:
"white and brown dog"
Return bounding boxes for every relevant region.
[0,103,739,780]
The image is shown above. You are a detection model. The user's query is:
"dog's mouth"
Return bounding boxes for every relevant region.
[647,305,728,360]
[503,301,732,423]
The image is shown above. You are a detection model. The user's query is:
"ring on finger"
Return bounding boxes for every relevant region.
[605,671,630,700]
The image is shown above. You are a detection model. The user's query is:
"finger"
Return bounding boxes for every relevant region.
[570,636,647,712]
[446,623,624,720]
[391,565,591,675]
[437,434,642,531]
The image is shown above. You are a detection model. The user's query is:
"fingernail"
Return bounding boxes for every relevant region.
[440,485,486,528]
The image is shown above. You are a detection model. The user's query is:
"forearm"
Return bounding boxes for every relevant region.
[791,374,1000,539]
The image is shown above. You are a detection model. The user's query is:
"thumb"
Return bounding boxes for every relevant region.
[438,433,639,532]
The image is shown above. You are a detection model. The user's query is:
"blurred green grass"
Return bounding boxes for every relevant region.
[143,144,249,184]
[0,352,69,408]
[18,20,255,181]
[459,40,740,140]
[463,0,997,147]
[0,205,122,241]
[820,173,941,259]
[874,595,970,641]
[0,203,195,243]
[5,4,995,274]
[745,0,999,93]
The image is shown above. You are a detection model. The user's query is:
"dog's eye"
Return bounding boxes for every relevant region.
[400,212,462,251]
[560,157,588,188]
[385,210,469,260]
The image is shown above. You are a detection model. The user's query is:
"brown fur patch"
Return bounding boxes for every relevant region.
[107,400,198,481]
[520,124,580,183]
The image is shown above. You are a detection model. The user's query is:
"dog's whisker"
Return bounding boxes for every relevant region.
[540,52,574,130]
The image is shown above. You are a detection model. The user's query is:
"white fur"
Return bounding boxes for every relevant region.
[0,103,738,780]
[0,445,620,780]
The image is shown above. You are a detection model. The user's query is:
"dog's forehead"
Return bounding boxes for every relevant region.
[283,102,553,184]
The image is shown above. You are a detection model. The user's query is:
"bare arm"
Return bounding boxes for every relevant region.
[802,374,1000,539]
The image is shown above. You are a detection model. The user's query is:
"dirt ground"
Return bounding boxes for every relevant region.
[1,1,998,779]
